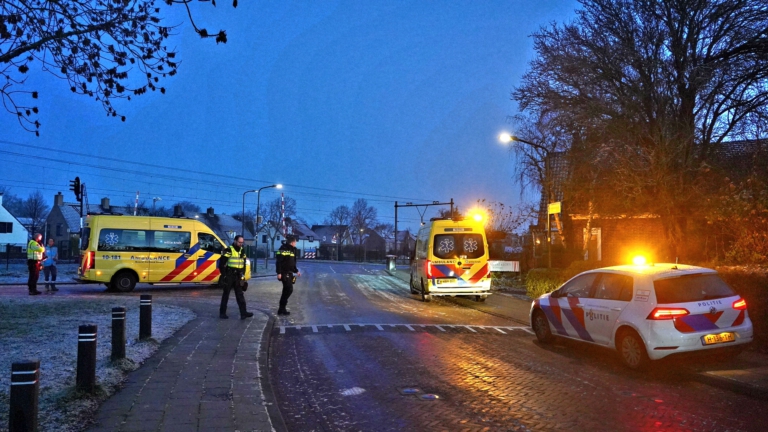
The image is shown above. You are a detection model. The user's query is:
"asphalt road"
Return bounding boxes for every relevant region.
[3,261,766,431]
[264,261,768,432]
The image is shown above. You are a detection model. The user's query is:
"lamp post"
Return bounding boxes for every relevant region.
[499,132,552,268]
[242,190,258,240]
[152,197,162,216]
[255,184,283,273]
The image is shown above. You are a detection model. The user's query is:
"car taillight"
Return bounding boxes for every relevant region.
[426,260,432,278]
[647,307,690,320]
[733,298,747,310]
[83,251,95,272]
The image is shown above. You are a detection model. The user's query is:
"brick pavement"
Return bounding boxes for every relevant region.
[87,299,278,432]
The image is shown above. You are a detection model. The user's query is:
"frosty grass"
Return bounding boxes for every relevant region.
[0,295,195,431]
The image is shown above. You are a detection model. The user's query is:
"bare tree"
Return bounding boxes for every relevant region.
[0,186,23,216]
[173,201,201,213]
[437,206,463,219]
[21,190,49,234]
[324,205,352,246]
[513,0,768,259]
[350,199,377,245]
[1,0,236,134]
[261,196,296,256]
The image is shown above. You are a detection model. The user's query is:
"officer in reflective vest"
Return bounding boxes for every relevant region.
[276,235,301,315]
[219,235,253,319]
[27,233,45,295]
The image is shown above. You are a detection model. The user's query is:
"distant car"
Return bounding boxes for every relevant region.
[529,263,753,369]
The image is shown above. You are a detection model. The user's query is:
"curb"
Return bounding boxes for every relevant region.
[692,370,768,400]
[258,314,288,432]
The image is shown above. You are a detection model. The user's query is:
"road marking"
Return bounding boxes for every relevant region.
[329,266,336,273]
[276,323,534,336]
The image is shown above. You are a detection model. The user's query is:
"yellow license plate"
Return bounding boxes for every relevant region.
[702,332,735,345]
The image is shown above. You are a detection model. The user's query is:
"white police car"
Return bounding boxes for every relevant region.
[529,261,753,369]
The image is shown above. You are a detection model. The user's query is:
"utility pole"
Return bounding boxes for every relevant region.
[394,199,454,259]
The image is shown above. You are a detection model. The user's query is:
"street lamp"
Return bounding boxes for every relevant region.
[152,197,162,215]
[499,132,553,268]
[255,184,283,273]
[242,190,258,240]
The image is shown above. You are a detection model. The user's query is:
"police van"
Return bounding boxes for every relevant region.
[409,215,491,302]
[77,215,250,292]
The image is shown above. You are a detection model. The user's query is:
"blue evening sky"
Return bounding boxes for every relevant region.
[0,0,578,231]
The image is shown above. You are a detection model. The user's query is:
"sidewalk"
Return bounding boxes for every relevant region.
[87,298,283,432]
[386,266,768,401]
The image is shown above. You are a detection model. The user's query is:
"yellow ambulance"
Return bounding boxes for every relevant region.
[77,215,250,292]
[409,215,491,302]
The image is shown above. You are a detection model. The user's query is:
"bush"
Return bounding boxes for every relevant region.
[525,268,563,299]
[716,266,768,353]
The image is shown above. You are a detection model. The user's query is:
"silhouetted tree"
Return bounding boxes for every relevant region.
[0,0,237,134]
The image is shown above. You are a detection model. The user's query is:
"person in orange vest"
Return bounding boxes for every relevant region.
[27,233,45,295]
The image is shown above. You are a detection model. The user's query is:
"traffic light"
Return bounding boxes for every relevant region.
[69,177,81,202]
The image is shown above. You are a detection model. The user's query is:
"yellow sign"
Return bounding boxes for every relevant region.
[702,332,735,345]
[547,202,561,214]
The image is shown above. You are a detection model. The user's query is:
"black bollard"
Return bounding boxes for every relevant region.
[139,295,152,340]
[9,359,40,432]
[76,324,97,393]
[111,307,126,361]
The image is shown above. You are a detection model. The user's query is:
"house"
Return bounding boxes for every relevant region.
[253,222,320,259]
[310,225,350,260]
[45,193,122,259]
[0,192,30,252]
[387,230,416,257]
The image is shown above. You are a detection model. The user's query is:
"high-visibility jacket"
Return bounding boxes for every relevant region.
[224,245,246,270]
[27,239,44,260]
[276,243,299,274]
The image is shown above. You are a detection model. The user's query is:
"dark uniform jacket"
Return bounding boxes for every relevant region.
[275,243,299,274]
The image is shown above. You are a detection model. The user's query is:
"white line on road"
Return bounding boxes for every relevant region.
[343,324,351,331]
[280,326,285,334]
[329,266,336,273]
[375,325,384,331]
[435,325,446,332]
[494,328,507,334]
[465,326,477,333]
[405,324,415,331]
[312,326,318,333]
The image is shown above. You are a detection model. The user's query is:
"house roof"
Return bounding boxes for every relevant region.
[292,223,319,241]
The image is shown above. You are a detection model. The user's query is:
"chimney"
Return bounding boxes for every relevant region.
[173,205,183,217]
[207,207,215,217]
[54,192,64,207]
[100,197,110,211]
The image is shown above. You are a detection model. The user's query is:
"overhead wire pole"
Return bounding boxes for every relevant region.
[394,199,454,259]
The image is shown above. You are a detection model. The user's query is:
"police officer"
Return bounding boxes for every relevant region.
[27,233,45,295]
[219,235,254,320]
[276,235,301,315]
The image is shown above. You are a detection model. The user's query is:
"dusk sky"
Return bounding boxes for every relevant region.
[0,0,579,231]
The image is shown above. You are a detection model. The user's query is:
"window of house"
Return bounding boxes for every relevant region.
[262,234,267,244]
[0,222,12,233]
[56,223,63,236]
